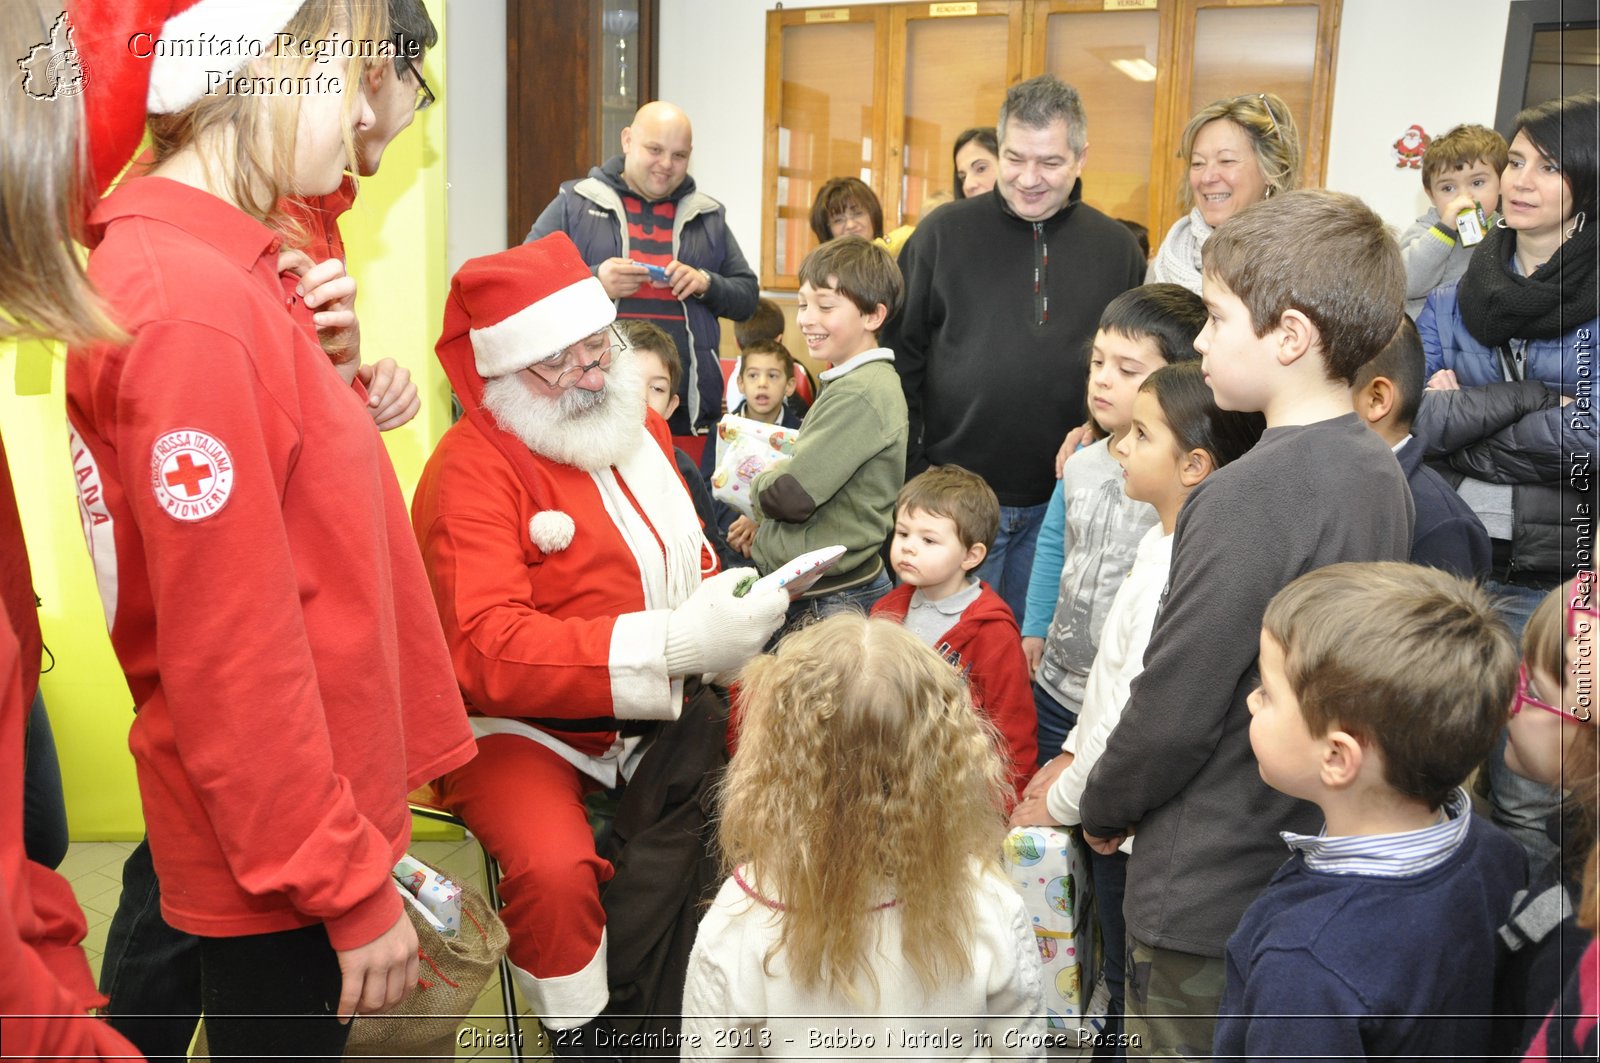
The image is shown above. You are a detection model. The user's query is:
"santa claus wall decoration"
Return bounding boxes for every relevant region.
[1393,124,1429,168]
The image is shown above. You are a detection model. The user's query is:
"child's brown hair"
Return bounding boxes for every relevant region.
[740,338,795,380]
[1421,124,1510,194]
[1262,562,1517,810]
[797,236,904,321]
[735,298,785,350]
[895,466,1000,552]
[617,319,680,396]
[1202,189,1405,385]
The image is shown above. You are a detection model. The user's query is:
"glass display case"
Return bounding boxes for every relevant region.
[507,0,658,249]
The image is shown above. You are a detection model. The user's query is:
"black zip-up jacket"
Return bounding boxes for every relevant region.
[883,181,1145,507]
[1413,380,1579,587]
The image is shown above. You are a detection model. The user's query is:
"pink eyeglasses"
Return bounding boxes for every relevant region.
[1510,574,1596,723]
[1511,664,1589,723]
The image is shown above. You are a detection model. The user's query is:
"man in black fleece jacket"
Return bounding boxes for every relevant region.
[883,75,1145,623]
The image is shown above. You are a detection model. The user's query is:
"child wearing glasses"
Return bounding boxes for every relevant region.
[726,237,907,619]
[1214,563,1526,1060]
[1493,570,1598,1057]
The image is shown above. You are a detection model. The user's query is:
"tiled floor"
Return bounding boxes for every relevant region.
[61,838,1091,1061]
[60,836,547,1060]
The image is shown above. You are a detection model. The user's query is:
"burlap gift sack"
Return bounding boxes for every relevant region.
[190,881,508,1063]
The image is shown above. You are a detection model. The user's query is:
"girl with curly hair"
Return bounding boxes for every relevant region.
[682,614,1045,1058]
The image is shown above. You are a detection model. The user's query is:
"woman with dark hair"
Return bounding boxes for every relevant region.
[1419,92,1598,608]
[808,176,884,244]
[1417,92,1599,883]
[952,126,999,199]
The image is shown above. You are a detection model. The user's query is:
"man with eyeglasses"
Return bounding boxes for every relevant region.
[413,235,787,1056]
[527,100,759,440]
[94,4,447,1057]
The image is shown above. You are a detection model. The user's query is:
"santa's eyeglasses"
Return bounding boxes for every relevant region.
[525,326,628,390]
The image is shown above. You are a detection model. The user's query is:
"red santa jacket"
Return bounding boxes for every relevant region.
[872,581,1038,797]
[413,286,718,763]
[0,607,136,1057]
[66,177,473,949]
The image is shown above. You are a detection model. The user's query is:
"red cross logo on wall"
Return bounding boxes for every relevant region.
[163,452,213,498]
[150,429,235,522]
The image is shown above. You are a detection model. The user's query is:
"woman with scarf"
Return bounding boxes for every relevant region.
[1417,92,1599,887]
[1419,92,1598,610]
[1148,92,1301,292]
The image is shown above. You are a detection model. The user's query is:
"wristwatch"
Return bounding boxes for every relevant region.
[694,267,711,297]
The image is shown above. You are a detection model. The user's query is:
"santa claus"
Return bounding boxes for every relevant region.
[412,234,787,1051]
[1394,124,1429,169]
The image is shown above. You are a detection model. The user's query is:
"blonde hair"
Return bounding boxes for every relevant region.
[1527,575,1600,927]
[1179,92,1302,211]
[0,0,120,345]
[718,615,1010,997]
[147,0,388,234]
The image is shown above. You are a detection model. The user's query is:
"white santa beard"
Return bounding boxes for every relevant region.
[482,349,648,472]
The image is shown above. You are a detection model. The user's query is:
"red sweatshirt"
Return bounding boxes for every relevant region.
[0,605,136,1057]
[65,177,473,949]
[872,581,1038,797]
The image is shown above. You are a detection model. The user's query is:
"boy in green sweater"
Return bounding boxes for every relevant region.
[726,236,907,617]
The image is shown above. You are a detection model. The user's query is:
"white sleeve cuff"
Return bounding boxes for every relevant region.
[608,611,681,721]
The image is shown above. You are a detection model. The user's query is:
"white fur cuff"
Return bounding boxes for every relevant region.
[528,511,575,552]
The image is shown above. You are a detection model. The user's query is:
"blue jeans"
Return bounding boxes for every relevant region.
[1088,846,1129,1059]
[99,839,202,1061]
[23,690,68,870]
[975,503,1048,625]
[1484,579,1563,878]
[1033,682,1077,767]
[780,569,892,636]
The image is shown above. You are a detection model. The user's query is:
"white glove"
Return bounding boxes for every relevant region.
[663,568,788,677]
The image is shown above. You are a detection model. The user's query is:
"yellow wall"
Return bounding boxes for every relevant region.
[0,26,454,840]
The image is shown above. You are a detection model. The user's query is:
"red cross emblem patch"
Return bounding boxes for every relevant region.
[150,429,235,522]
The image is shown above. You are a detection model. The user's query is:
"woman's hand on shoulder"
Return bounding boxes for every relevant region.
[358,359,420,431]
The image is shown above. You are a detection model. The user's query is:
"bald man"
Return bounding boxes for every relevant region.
[528,102,758,437]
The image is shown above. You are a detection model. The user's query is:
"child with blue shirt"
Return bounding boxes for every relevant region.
[1215,562,1526,1060]
[1021,284,1204,762]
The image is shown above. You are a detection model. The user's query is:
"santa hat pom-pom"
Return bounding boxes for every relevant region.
[529,511,575,553]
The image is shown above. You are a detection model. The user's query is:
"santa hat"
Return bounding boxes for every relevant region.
[67,0,302,196]
[145,0,305,113]
[454,235,618,379]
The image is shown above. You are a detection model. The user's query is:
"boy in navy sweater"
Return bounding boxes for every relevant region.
[1215,562,1526,1061]
[1352,315,1490,578]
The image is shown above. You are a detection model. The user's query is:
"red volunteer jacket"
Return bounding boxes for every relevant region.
[66,177,473,949]
[872,581,1038,797]
[0,607,136,1057]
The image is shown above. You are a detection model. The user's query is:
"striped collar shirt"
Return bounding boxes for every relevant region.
[1279,787,1472,878]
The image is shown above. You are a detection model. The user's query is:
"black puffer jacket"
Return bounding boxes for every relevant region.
[1412,380,1583,587]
